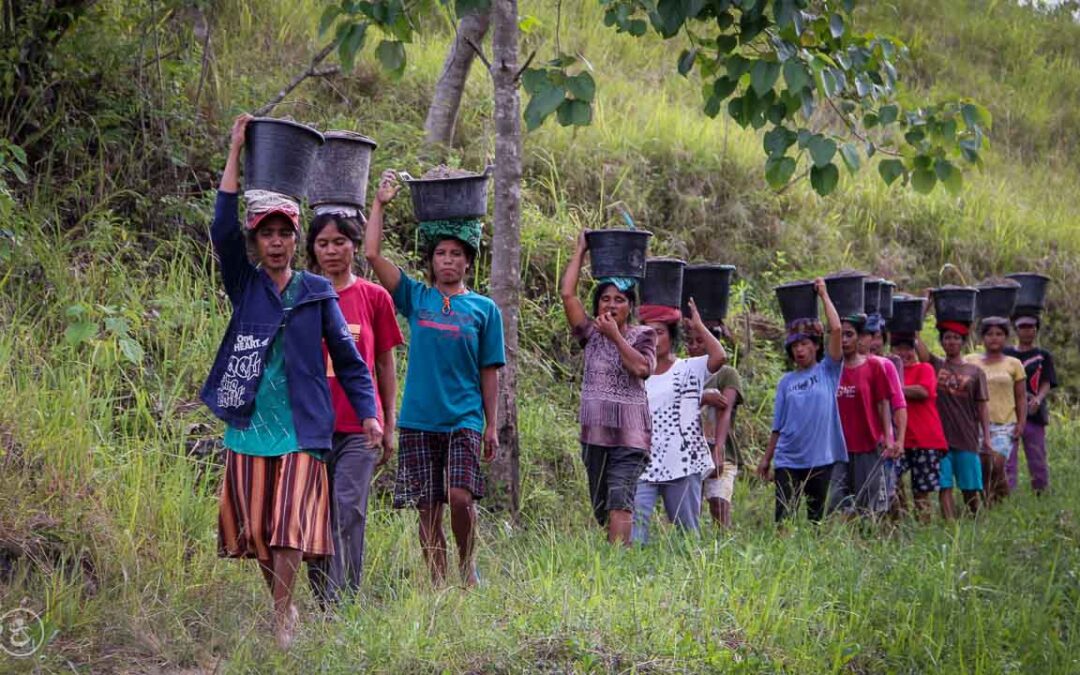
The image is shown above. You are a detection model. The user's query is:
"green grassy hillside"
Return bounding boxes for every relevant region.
[2,0,1079,671]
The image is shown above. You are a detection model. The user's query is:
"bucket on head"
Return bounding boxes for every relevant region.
[932,286,978,323]
[307,131,377,207]
[244,118,325,200]
[889,296,926,334]
[1005,273,1050,314]
[976,281,1020,319]
[641,258,686,308]
[878,281,897,319]
[775,280,818,325]
[400,167,491,221]
[825,272,867,318]
[864,278,884,315]
[585,229,653,280]
[682,264,736,321]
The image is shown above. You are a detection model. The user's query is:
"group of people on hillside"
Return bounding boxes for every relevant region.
[754,281,1056,524]
[203,115,504,647]
[201,115,1058,648]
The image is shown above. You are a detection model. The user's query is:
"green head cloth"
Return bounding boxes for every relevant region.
[418,218,483,253]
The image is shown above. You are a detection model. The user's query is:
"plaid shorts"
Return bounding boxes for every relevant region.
[895,448,942,494]
[393,428,485,508]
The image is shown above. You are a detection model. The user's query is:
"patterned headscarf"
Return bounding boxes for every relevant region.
[418,218,483,252]
[784,318,823,347]
[596,276,637,293]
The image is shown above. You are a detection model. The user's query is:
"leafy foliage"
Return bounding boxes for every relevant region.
[598,0,989,195]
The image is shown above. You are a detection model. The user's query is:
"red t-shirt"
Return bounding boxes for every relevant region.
[902,362,948,450]
[837,357,891,454]
[325,278,404,432]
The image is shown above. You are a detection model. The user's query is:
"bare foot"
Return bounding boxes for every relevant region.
[460,565,479,588]
[275,604,299,650]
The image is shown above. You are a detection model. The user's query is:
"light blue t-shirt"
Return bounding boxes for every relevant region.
[392,271,506,433]
[772,355,848,469]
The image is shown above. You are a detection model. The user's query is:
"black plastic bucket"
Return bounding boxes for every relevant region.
[641,258,686,308]
[306,131,378,207]
[775,280,818,325]
[585,229,652,280]
[976,282,1019,319]
[889,296,926,334]
[825,272,867,318]
[244,118,325,200]
[1005,273,1050,314]
[932,286,978,323]
[878,281,897,319]
[682,264,736,321]
[401,168,491,221]
[864,278,883,315]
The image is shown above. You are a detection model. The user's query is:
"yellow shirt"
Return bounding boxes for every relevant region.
[964,354,1025,424]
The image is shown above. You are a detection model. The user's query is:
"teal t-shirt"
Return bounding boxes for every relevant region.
[224,273,302,457]
[392,271,505,433]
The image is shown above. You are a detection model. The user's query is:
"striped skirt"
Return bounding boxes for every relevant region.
[218,450,334,561]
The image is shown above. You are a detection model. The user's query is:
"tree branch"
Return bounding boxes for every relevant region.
[513,49,537,82]
[255,41,339,116]
[825,96,902,158]
[464,36,493,71]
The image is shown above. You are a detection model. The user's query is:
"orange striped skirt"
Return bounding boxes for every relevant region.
[218,450,334,561]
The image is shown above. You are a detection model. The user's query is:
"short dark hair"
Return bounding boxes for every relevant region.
[785,335,824,363]
[591,282,638,317]
[305,213,363,275]
[980,318,1011,337]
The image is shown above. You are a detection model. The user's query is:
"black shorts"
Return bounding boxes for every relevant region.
[393,428,484,508]
[580,444,649,526]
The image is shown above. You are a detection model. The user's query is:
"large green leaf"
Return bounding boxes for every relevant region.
[678,49,697,77]
[763,126,797,157]
[911,166,937,194]
[318,5,342,37]
[521,68,548,94]
[750,60,781,96]
[376,40,407,77]
[782,59,811,92]
[524,84,567,131]
[556,99,592,126]
[765,155,797,188]
[934,159,962,194]
[807,135,837,168]
[810,162,840,196]
[839,142,861,173]
[878,158,905,186]
[119,337,145,365]
[712,76,738,100]
[338,22,368,73]
[566,72,596,102]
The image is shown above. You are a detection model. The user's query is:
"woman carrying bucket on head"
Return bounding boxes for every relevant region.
[966,317,1026,505]
[204,114,382,648]
[914,288,991,518]
[365,170,505,587]
[756,279,846,523]
[561,231,656,546]
[631,296,727,543]
[304,208,404,607]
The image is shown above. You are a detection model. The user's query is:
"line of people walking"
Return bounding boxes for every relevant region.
[199,114,1058,649]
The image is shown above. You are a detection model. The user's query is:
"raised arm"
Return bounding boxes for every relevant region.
[364,170,404,294]
[687,298,727,373]
[560,232,589,330]
[212,114,256,303]
[817,277,842,361]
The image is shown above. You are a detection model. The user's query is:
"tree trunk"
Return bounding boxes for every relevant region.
[488,0,521,517]
[423,9,491,149]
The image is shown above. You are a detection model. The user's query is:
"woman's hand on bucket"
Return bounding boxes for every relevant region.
[229,113,253,154]
[376,170,400,205]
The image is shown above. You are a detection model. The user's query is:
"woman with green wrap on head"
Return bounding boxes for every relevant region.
[365,170,505,587]
[561,232,657,546]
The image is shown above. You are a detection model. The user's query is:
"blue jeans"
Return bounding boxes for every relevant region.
[631,474,703,544]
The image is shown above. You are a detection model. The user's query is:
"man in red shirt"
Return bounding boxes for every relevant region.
[891,333,949,522]
[831,314,898,517]
[306,212,404,606]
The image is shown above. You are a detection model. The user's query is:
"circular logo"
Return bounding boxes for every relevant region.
[1,608,45,658]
